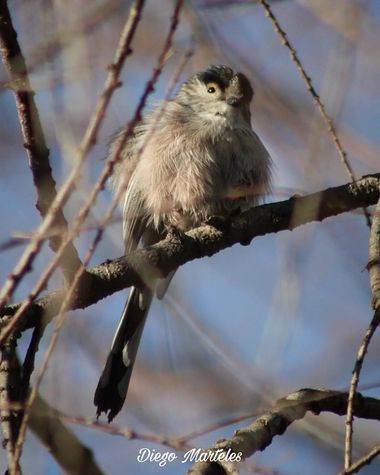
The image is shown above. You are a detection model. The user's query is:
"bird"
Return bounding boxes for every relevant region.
[94,64,272,421]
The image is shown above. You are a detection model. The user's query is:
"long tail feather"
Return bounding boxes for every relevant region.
[94,286,152,422]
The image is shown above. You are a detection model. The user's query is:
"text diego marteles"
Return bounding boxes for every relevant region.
[137,447,242,467]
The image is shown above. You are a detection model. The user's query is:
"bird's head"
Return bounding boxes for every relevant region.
[175,65,254,125]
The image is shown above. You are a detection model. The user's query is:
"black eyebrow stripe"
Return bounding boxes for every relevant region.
[198,71,224,86]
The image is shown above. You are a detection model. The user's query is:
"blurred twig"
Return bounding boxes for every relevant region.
[0,0,123,86]
[191,1,380,178]
[0,216,123,253]
[257,0,372,228]
[19,322,45,406]
[11,0,184,469]
[0,0,184,390]
[343,311,380,471]
[0,0,146,311]
[188,388,380,475]
[1,348,104,475]
[1,173,379,335]
[368,188,380,312]
[344,190,380,471]
[0,0,146,471]
[0,0,82,282]
[55,411,191,452]
[43,408,280,475]
[0,0,146,347]
[0,336,22,474]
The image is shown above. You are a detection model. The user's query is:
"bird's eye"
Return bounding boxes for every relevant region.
[206,82,219,94]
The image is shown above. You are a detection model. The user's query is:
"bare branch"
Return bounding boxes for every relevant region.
[368,188,380,311]
[257,0,372,227]
[0,353,104,475]
[1,0,123,80]
[188,388,380,475]
[29,395,104,475]
[51,411,191,453]
[344,187,380,470]
[11,1,184,469]
[339,443,380,475]
[0,0,185,350]
[1,173,379,335]
[0,0,82,281]
[0,0,146,309]
[344,311,380,470]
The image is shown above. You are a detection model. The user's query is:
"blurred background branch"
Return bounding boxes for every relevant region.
[0,1,82,282]
[189,388,380,475]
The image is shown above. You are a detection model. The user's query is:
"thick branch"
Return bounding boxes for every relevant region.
[30,395,104,475]
[0,1,82,280]
[0,173,379,331]
[188,389,380,475]
[368,188,380,310]
[0,336,21,474]
[344,189,380,469]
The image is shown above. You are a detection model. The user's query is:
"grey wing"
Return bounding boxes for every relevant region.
[109,123,148,254]
[114,121,173,294]
[122,173,148,254]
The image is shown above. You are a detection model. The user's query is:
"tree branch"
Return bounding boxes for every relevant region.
[257,0,372,228]
[368,187,380,311]
[188,388,380,475]
[0,0,146,309]
[29,394,104,475]
[0,173,378,334]
[0,0,82,281]
[339,443,380,475]
[344,187,380,471]
[0,336,22,474]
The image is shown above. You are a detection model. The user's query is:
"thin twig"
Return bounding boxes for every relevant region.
[178,411,260,444]
[0,0,185,348]
[45,406,284,475]
[344,311,380,469]
[0,392,105,474]
[368,188,380,311]
[0,0,82,281]
[0,0,146,345]
[258,1,377,467]
[55,411,192,452]
[0,0,146,310]
[340,443,380,475]
[61,0,186,297]
[0,0,123,82]
[188,388,380,475]
[344,190,380,469]
[0,217,123,253]
[86,40,192,290]
[257,0,372,228]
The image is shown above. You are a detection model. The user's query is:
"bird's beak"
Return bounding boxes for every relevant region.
[226,95,243,107]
